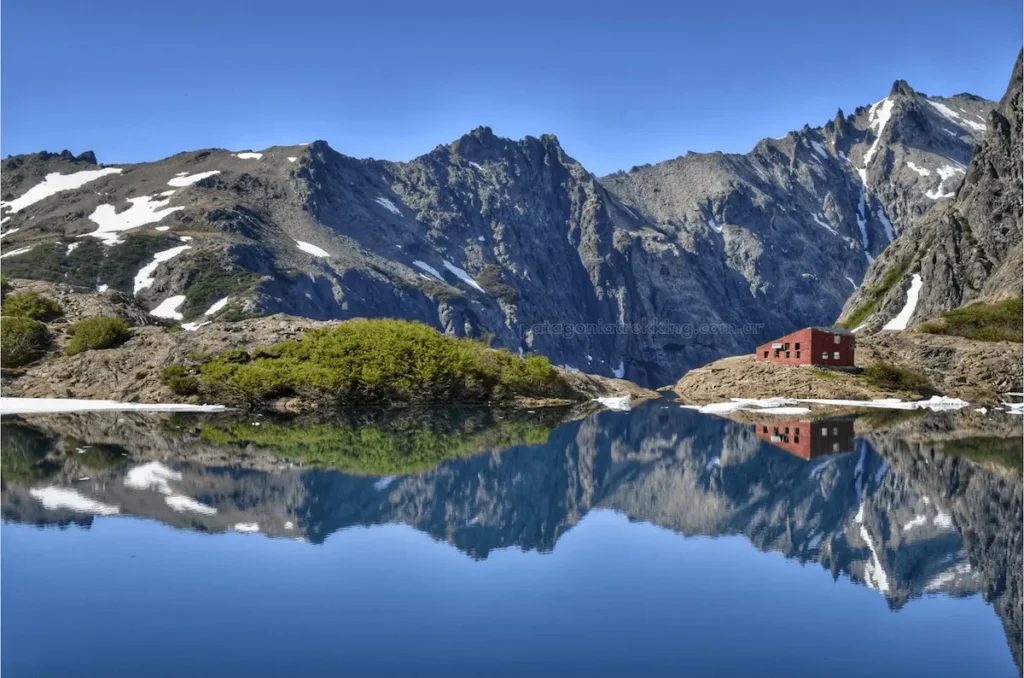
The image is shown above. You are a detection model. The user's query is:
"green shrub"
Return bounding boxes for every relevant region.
[161,365,201,396]
[64,317,131,356]
[920,297,1022,343]
[839,260,910,330]
[198,414,554,476]
[182,318,567,405]
[861,361,930,393]
[1,316,49,367]
[1,423,60,483]
[181,260,260,317]
[942,436,1023,473]
[1,292,62,321]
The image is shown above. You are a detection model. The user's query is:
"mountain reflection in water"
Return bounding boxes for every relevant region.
[2,400,1021,676]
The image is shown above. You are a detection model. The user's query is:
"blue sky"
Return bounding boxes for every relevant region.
[2,0,1021,175]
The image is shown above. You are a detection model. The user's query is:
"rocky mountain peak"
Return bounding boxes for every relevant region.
[889,79,916,97]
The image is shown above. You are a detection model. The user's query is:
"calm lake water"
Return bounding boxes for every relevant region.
[2,400,1021,677]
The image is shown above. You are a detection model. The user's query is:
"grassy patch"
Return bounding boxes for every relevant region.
[197,414,554,476]
[161,365,200,396]
[99,235,183,293]
[839,260,910,329]
[1,292,62,321]
[181,259,261,318]
[0,316,49,367]
[810,368,844,380]
[942,436,1022,473]
[919,297,1022,343]
[0,423,60,484]
[65,317,132,356]
[165,318,568,406]
[861,361,930,393]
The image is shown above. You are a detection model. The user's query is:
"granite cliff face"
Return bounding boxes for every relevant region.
[840,52,1022,331]
[0,79,993,386]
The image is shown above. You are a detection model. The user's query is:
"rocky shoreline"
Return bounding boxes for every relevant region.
[0,279,656,412]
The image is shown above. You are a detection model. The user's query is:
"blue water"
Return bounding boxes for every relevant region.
[1,403,1020,677]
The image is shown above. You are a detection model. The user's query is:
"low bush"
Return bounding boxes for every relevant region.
[168,318,568,406]
[161,365,200,396]
[861,361,930,393]
[64,317,131,356]
[1,316,49,367]
[919,297,1022,343]
[1,292,62,321]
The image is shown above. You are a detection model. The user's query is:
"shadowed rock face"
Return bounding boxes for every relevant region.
[0,74,993,386]
[3,402,1019,667]
[842,51,1023,331]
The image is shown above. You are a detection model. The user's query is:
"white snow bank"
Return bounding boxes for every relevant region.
[927,100,987,133]
[125,461,181,494]
[296,240,330,258]
[413,260,444,281]
[233,522,260,533]
[29,487,120,515]
[811,140,828,158]
[863,98,894,166]
[1003,403,1024,416]
[0,228,20,240]
[204,296,230,316]
[1,168,123,213]
[149,295,187,320]
[287,157,297,163]
[167,170,220,187]
[707,217,723,234]
[796,396,969,412]
[133,244,191,294]
[166,494,217,515]
[66,242,81,255]
[682,397,803,415]
[443,261,485,292]
[612,361,625,379]
[86,196,183,245]
[596,395,631,411]
[375,196,402,216]
[812,214,835,233]
[233,152,263,160]
[1,245,35,259]
[882,273,922,330]
[906,162,931,177]
[181,321,211,332]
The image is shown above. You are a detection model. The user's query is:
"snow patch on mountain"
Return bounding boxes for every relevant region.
[0,167,122,213]
[86,196,183,245]
[442,261,485,293]
[150,295,187,320]
[134,243,191,294]
[167,170,220,187]
[882,273,923,330]
[295,241,330,258]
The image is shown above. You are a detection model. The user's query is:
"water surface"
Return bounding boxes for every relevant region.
[2,401,1020,677]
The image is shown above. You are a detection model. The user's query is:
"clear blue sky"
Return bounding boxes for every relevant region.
[2,0,1021,175]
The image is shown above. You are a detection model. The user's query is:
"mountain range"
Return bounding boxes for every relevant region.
[0,56,1017,387]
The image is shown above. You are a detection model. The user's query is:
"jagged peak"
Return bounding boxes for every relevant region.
[890,79,917,97]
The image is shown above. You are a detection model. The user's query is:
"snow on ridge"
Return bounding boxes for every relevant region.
[442,261,485,293]
[810,140,829,159]
[375,196,402,216]
[1,167,123,213]
[413,260,444,281]
[29,487,120,515]
[125,461,181,495]
[924,166,963,200]
[0,228,20,240]
[204,296,230,316]
[167,170,220,187]
[287,157,297,163]
[1,245,34,259]
[862,98,894,167]
[234,522,260,533]
[883,273,923,330]
[906,161,931,177]
[233,152,263,160]
[845,276,857,289]
[86,196,184,245]
[295,240,330,258]
[927,100,987,133]
[66,242,81,255]
[150,295,187,320]
[0,397,226,415]
[166,494,217,515]
[613,361,625,378]
[811,213,835,233]
[133,244,191,295]
[707,217,723,234]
